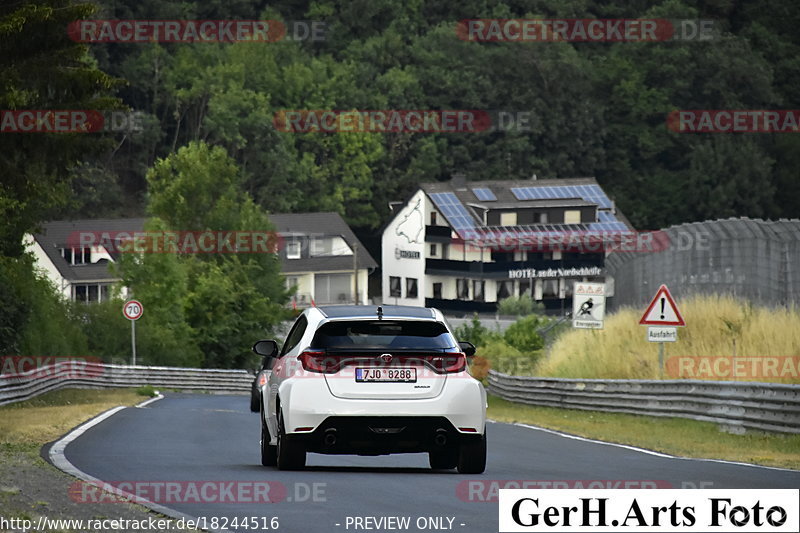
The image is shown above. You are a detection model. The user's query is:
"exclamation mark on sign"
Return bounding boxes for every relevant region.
[660,297,665,319]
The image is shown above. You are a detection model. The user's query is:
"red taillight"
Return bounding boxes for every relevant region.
[428,352,466,373]
[298,350,337,373]
[298,350,466,374]
[258,373,268,386]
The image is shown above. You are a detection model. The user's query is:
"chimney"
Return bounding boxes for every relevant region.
[451,173,467,189]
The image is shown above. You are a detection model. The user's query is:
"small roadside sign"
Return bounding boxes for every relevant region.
[647,326,677,342]
[123,300,143,366]
[123,300,143,321]
[639,285,685,326]
[572,282,606,329]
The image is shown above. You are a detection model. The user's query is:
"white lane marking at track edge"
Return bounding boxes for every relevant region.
[136,392,164,408]
[487,419,800,473]
[48,400,225,533]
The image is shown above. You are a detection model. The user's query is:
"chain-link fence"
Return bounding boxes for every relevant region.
[607,218,800,310]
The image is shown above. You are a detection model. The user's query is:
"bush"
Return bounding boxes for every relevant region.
[504,315,546,353]
[497,295,545,317]
[77,299,131,362]
[0,255,87,357]
[453,314,501,347]
[476,338,541,376]
[135,385,157,397]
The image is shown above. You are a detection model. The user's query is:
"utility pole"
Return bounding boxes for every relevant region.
[353,241,359,305]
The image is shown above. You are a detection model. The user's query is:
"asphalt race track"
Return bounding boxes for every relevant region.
[61,393,800,533]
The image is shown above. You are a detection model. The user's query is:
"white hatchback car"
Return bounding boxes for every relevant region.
[253,305,487,473]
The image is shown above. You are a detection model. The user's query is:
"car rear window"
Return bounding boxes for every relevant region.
[311,320,455,350]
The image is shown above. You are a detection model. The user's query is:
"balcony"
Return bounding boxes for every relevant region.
[425,257,604,278]
[425,225,453,242]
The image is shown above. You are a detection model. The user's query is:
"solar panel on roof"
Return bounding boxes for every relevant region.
[588,222,628,232]
[511,184,614,208]
[472,187,497,201]
[428,192,477,232]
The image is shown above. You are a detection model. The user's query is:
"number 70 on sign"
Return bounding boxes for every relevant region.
[123,300,143,321]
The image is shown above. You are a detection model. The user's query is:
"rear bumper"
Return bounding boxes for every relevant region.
[294,416,484,455]
[278,375,487,448]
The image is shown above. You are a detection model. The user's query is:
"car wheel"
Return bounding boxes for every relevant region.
[429,448,458,470]
[250,390,260,413]
[276,409,305,470]
[457,430,486,474]
[260,404,277,466]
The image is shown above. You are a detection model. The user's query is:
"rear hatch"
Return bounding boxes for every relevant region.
[300,319,465,400]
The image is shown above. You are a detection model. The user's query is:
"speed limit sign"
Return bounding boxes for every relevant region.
[123,300,143,321]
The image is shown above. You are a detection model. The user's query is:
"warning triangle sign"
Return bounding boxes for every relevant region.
[639,285,686,326]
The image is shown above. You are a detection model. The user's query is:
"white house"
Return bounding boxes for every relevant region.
[270,212,377,307]
[24,218,146,302]
[382,176,631,314]
[25,213,377,306]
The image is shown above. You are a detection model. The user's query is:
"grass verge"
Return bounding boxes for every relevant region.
[0,387,200,532]
[487,395,800,470]
[0,388,150,446]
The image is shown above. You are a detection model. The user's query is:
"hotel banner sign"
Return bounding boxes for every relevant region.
[508,266,603,279]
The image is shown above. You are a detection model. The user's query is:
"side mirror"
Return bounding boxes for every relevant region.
[458,341,476,357]
[252,339,279,358]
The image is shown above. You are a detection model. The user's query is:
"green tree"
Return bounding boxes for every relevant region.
[0,0,121,257]
[118,141,289,368]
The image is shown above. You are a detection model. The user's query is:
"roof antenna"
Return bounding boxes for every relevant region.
[377,306,383,320]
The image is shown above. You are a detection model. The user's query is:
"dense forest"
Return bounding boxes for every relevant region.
[1,0,799,365]
[17,0,800,234]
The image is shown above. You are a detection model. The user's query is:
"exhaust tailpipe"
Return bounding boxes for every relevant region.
[324,429,337,446]
[434,429,447,447]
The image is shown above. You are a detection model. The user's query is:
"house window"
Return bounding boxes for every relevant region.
[564,210,581,224]
[73,283,108,303]
[543,279,559,298]
[62,247,90,265]
[456,279,469,300]
[286,276,299,291]
[310,237,323,256]
[286,241,301,259]
[534,212,548,223]
[72,247,90,265]
[430,212,437,225]
[389,276,401,298]
[500,212,517,226]
[74,285,88,302]
[406,278,418,299]
[310,237,330,257]
[473,280,485,302]
[432,283,442,299]
[430,244,437,257]
[519,280,532,297]
[315,273,351,304]
[497,280,512,300]
[565,280,574,298]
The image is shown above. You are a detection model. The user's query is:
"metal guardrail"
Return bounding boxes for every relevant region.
[0,362,252,407]
[488,370,800,434]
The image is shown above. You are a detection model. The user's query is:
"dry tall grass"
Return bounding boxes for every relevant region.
[536,294,800,383]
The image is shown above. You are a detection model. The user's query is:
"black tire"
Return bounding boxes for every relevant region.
[260,405,277,466]
[429,448,458,470]
[276,409,305,470]
[457,430,486,474]
[250,390,260,413]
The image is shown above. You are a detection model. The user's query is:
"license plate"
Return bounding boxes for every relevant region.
[355,368,416,383]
